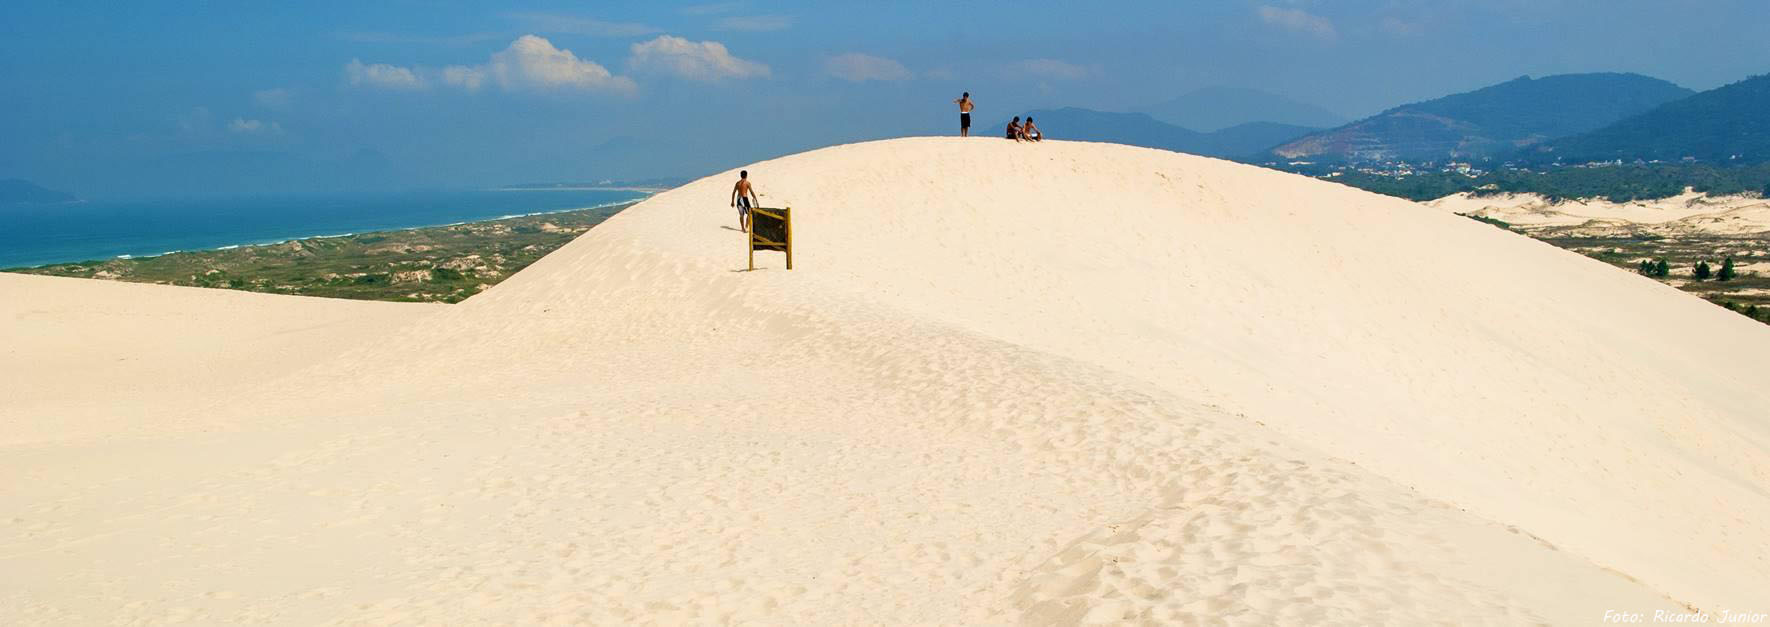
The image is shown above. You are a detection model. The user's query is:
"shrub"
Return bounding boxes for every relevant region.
[1460,213,1512,230]
[1654,258,1670,277]
[1718,257,1736,281]
[1694,260,1712,280]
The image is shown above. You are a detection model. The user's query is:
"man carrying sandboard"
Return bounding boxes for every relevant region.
[731,170,758,233]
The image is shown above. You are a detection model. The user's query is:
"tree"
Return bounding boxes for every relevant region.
[1637,260,1654,275]
[1654,258,1670,277]
[1694,260,1712,280]
[1718,257,1737,281]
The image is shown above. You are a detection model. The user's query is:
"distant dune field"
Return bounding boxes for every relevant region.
[1429,190,1770,235]
[4,138,1766,624]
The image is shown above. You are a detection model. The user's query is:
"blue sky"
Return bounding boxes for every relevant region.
[4,1,1769,198]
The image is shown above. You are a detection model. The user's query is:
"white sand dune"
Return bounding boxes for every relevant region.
[4,138,1768,624]
[0,274,439,446]
[1429,190,1770,235]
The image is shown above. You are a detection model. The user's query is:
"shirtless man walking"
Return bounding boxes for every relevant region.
[730,169,758,233]
[954,92,975,137]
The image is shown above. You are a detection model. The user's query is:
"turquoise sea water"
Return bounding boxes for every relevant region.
[0,189,650,268]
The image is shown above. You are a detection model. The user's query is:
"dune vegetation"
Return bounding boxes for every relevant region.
[6,203,634,303]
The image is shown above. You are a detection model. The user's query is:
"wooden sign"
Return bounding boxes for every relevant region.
[749,206,793,270]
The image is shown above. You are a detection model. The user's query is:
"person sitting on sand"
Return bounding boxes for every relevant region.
[1006,116,1022,142]
[730,170,758,233]
[1022,117,1042,142]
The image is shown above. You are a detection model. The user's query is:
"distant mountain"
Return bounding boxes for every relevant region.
[1532,74,1770,164]
[1000,108,1319,159]
[0,179,77,204]
[1270,73,1694,163]
[1139,87,1346,132]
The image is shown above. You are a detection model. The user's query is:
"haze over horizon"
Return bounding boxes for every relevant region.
[5,1,1770,199]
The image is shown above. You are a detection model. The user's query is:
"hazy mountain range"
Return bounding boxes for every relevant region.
[1269,73,1695,163]
[997,71,1770,169]
[1532,73,1770,164]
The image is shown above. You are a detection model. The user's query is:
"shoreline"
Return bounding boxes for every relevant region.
[2,196,649,270]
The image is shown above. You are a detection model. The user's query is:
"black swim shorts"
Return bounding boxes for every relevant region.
[960,112,971,128]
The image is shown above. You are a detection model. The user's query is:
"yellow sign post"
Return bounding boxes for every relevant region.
[749,206,793,271]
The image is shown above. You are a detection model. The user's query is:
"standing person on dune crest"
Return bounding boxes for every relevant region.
[955,92,974,137]
[731,170,758,233]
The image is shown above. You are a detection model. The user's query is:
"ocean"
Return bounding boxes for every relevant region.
[0,189,651,268]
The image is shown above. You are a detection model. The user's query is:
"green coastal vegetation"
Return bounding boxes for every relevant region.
[1320,162,1770,202]
[4,203,634,303]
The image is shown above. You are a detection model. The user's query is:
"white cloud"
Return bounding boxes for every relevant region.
[714,15,793,32]
[345,59,426,90]
[347,35,635,94]
[485,35,636,92]
[509,13,660,37]
[228,118,283,134]
[442,65,486,90]
[1008,58,1091,80]
[825,53,911,82]
[628,35,770,81]
[253,88,293,110]
[1257,6,1338,41]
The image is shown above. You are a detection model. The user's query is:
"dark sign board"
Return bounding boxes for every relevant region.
[749,207,793,270]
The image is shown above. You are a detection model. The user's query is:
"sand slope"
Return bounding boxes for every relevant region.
[0,274,438,445]
[4,138,1767,624]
